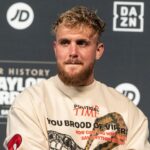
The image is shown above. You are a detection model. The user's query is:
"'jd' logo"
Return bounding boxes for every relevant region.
[6,2,34,30]
[115,83,140,106]
[11,10,30,22]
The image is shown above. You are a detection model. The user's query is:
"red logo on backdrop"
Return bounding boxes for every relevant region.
[7,134,22,150]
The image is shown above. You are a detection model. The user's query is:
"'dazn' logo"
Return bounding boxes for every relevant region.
[113,1,144,32]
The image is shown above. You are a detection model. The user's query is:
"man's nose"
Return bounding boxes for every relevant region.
[69,43,78,57]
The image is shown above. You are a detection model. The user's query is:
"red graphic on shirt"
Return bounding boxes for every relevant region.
[7,134,22,150]
[73,105,99,117]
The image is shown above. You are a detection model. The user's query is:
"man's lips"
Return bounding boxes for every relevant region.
[64,60,83,65]
[65,63,82,65]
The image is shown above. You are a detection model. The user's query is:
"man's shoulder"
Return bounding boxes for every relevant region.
[96,80,132,108]
[11,75,57,108]
[96,80,127,100]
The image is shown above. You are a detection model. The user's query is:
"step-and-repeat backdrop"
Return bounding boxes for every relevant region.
[0,0,149,148]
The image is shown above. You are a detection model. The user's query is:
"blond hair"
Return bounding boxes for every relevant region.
[52,6,105,36]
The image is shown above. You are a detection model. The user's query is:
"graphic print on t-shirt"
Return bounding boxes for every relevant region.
[47,130,83,150]
[47,112,128,150]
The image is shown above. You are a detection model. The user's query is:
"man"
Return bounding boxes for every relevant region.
[4,6,150,150]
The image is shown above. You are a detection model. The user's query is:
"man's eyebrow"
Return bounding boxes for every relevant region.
[57,38,91,43]
[57,38,70,43]
[58,38,69,41]
[76,39,90,42]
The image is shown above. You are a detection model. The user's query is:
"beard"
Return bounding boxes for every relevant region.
[57,59,95,86]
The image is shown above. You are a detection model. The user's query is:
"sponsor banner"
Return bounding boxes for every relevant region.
[113,1,144,32]
[0,60,56,124]
[115,83,140,106]
[6,2,34,30]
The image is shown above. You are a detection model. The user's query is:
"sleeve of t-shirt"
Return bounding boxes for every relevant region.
[3,90,49,150]
[125,101,150,150]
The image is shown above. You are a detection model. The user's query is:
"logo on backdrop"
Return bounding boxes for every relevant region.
[113,1,144,32]
[0,61,56,124]
[6,2,34,30]
[115,83,140,106]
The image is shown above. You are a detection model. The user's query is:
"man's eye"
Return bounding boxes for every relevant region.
[76,40,89,47]
[59,39,70,46]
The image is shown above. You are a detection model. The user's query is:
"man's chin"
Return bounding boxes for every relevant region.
[58,70,92,86]
[57,63,94,86]
[65,65,82,73]
[64,70,80,77]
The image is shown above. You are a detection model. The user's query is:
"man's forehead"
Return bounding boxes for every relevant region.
[56,24,98,39]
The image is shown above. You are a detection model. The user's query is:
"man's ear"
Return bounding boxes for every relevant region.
[95,42,104,60]
[53,41,57,55]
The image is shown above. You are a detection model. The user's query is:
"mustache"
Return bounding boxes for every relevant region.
[64,59,83,64]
